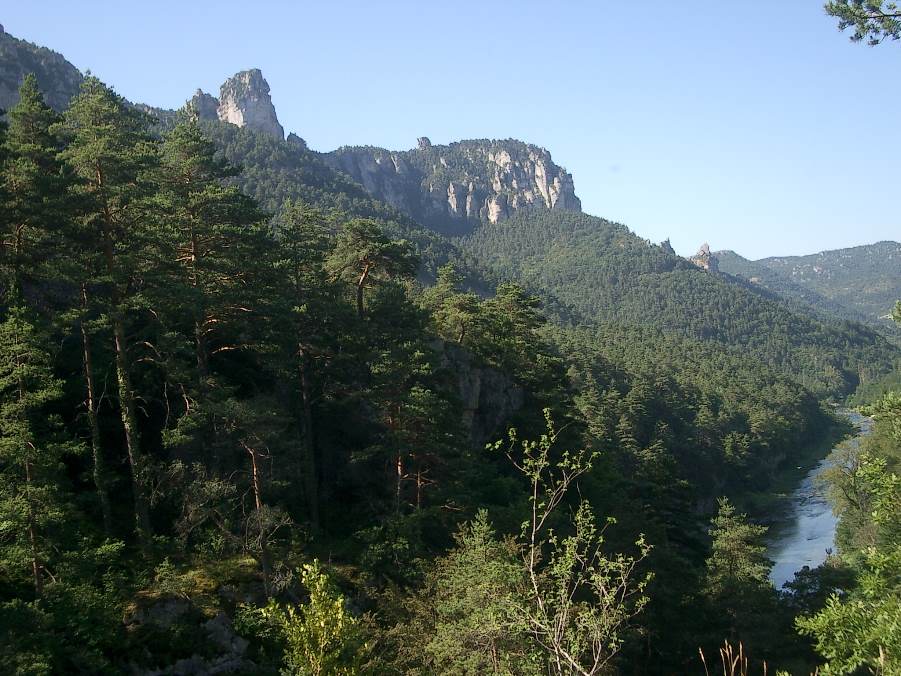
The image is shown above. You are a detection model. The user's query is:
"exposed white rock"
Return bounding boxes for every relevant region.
[217,69,284,139]
[324,139,581,234]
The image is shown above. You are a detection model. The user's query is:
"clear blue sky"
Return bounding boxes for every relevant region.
[4,1,900,258]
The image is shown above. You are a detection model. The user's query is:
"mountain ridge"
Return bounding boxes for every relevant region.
[717,241,901,334]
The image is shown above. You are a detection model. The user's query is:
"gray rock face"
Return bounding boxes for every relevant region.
[326,139,582,235]
[188,89,220,121]
[436,341,524,445]
[127,601,253,675]
[0,30,83,113]
[217,69,283,139]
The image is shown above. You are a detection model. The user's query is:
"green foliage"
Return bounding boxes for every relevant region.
[0,307,77,596]
[826,0,901,45]
[802,349,901,672]
[418,511,535,674]
[489,412,652,675]
[462,209,900,399]
[702,499,776,649]
[716,247,901,339]
[3,65,895,674]
[256,561,372,675]
[797,546,901,674]
[327,218,417,317]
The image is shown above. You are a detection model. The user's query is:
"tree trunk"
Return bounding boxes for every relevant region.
[81,284,113,536]
[298,347,319,529]
[25,459,44,598]
[395,453,404,513]
[246,443,272,596]
[95,166,153,552]
[195,318,209,382]
[97,163,152,549]
[356,263,371,318]
[112,313,152,548]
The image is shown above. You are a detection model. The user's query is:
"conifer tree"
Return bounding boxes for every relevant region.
[156,119,270,466]
[271,200,336,527]
[54,77,159,548]
[0,74,66,300]
[421,263,482,345]
[703,498,775,648]
[327,219,417,318]
[0,307,77,596]
[1,77,116,534]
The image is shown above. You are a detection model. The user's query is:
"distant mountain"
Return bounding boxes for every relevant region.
[461,209,900,398]
[717,242,901,333]
[325,139,581,236]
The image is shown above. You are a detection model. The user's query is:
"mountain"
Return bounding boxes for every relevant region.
[717,242,901,333]
[0,24,82,112]
[3,24,901,675]
[2,23,897,401]
[324,138,581,235]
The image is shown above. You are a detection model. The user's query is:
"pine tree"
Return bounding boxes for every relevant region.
[703,498,775,647]
[326,219,417,318]
[54,76,159,548]
[0,308,77,597]
[418,511,534,674]
[156,119,271,467]
[421,263,482,345]
[0,74,66,300]
[271,200,336,527]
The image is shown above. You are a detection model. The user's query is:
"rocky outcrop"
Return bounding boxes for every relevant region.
[127,600,254,675]
[690,243,719,272]
[436,341,524,445]
[326,139,582,235]
[216,69,283,139]
[188,89,219,121]
[0,28,83,113]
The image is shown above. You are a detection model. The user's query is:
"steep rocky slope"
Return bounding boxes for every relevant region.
[325,138,581,235]
[0,24,82,112]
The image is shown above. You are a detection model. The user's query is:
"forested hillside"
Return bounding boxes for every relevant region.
[462,209,901,399]
[718,243,901,335]
[1,18,899,674]
[0,69,856,675]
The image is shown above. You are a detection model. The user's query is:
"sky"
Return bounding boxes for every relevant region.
[4,1,900,259]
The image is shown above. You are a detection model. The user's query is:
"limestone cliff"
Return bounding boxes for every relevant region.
[187,88,219,121]
[0,25,83,113]
[326,138,581,235]
[215,69,283,139]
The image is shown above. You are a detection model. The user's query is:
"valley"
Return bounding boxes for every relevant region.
[0,11,899,675]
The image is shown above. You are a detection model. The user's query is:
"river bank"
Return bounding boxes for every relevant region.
[738,412,853,523]
[764,410,873,589]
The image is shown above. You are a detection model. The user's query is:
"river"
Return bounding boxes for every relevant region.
[766,410,874,589]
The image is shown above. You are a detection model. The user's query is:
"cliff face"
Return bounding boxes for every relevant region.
[188,70,284,139]
[436,341,523,446]
[0,26,83,113]
[325,138,581,235]
[215,69,283,139]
